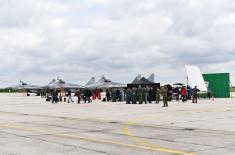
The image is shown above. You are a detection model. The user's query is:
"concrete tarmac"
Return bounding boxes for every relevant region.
[0,93,235,155]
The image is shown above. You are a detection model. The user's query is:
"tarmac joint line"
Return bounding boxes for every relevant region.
[0,123,193,153]
[123,117,196,155]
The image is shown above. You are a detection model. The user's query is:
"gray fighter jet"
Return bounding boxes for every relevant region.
[86,75,127,89]
[47,78,85,92]
[6,80,42,94]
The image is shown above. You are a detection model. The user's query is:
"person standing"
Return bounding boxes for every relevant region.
[51,90,58,104]
[143,86,148,104]
[192,86,200,103]
[156,88,161,104]
[148,87,153,103]
[161,86,168,107]
[175,87,180,101]
[132,87,137,104]
[106,88,111,101]
[67,89,74,103]
[181,86,187,102]
[75,89,81,104]
[126,88,132,104]
[84,89,89,103]
[116,88,121,101]
[187,85,192,100]
[137,85,143,104]
[111,88,116,102]
[88,89,92,103]
[94,88,100,100]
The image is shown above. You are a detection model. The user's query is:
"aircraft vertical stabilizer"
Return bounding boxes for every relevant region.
[147,73,155,83]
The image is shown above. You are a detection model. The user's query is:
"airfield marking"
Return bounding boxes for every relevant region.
[123,115,196,155]
[0,123,191,153]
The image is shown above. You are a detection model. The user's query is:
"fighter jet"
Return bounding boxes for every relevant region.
[47,78,85,92]
[86,75,127,89]
[6,80,42,94]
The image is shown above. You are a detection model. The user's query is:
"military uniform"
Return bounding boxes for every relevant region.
[132,87,137,104]
[137,86,143,104]
[126,88,131,104]
[192,87,200,103]
[143,87,148,104]
[111,88,117,102]
[76,89,81,104]
[156,88,160,103]
[161,86,168,107]
[148,87,153,103]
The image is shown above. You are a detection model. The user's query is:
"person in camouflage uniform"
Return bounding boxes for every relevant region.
[161,86,168,107]
[75,89,81,104]
[125,88,132,104]
[132,87,137,104]
[156,87,161,104]
[111,88,117,102]
[148,87,153,103]
[143,86,148,104]
[137,85,143,104]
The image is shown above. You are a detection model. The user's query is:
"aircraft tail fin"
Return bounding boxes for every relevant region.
[147,73,155,83]
[132,74,142,83]
[86,77,96,86]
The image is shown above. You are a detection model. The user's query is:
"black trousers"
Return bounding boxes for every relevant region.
[192,95,198,103]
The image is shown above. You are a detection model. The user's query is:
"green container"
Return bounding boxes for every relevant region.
[203,73,230,98]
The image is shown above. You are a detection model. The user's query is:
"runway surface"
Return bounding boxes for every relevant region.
[0,93,235,155]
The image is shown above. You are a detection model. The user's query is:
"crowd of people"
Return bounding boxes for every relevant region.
[43,85,201,107]
[173,85,200,103]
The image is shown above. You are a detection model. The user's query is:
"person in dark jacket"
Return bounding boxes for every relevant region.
[51,90,58,104]
[111,88,116,102]
[148,87,154,103]
[125,88,132,104]
[84,89,92,103]
[106,88,111,101]
[137,85,143,104]
[187,85,192,100]
[132,87,137,104]
[116,88,121,101]
[75,89,81,104]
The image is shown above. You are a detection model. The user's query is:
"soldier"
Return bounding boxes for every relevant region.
[125,88,132,104]
[111,88,117,102]
[148,87,153,103]
[156,88,161,104]
[132,87,137,104]
[75,89,81,104]
[137,85,143,104]
[161,86,168,107]
[143,86,148,104]
[192,86,200,103]
[106,88,111,101]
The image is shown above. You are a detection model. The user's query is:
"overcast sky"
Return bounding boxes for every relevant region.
[0,0,234,87]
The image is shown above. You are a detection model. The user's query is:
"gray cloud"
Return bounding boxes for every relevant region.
[0,0,234,87]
